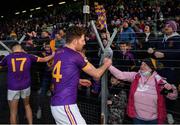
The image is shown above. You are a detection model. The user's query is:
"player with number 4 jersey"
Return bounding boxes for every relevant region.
[50,26,112,125]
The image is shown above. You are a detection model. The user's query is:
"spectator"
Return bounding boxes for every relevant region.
[107,75,127,124]
[148,20,180,84]
[105,57,178,124]
[98,30,113,65]
[117,42,136,71]
[36,43,53,119]
[141,24,156,49]
[116,20,136,49]
[50,29,66,52]
[148,20,180,124]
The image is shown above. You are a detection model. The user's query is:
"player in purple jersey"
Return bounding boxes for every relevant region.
[50,26,112,124]
[0,43,55,124]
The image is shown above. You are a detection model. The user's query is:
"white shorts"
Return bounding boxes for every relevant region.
[7,87,31,101]
[51,104,86,125]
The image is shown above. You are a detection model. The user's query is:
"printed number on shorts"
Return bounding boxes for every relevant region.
[52,61,62,82]
[11,58,27,72]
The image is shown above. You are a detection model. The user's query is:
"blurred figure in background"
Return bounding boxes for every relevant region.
[107,75,127,124]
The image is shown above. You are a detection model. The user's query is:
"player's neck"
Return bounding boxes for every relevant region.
[13,50,23,53]
[65,44,76,51]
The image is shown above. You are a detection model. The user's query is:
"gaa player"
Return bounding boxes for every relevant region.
[50,26,112,124]
[0,43,54,124]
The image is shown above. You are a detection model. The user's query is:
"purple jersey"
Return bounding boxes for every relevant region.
[51,47,87,106]
[0,52,38,90]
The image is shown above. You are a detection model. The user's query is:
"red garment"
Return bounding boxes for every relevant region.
[127,74,167,124]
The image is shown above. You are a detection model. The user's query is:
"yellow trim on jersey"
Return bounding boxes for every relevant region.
[65,105,76,125]
[0,66,2,69]
[82,62,91,71]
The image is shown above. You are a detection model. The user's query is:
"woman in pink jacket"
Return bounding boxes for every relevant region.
[105,58,178,124]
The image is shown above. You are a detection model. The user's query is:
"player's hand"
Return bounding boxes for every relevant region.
[103,57,112,67]
[79,79,92,87]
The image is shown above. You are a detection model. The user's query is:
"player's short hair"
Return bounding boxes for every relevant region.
[11,42,22,51]
[65,26,86,44]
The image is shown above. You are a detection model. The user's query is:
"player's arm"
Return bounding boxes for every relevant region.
[82,58,112,80]
[37,52,55,62]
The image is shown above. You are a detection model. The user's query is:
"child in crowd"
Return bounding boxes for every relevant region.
[107,75,127,124]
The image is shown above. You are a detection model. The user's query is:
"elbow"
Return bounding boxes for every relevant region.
[93,73,101,81]
[94,74,101,81]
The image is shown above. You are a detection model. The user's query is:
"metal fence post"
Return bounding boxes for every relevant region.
[90,20,117,124]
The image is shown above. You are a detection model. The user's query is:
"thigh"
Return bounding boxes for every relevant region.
[67,104,86,124]
[51,104,86,125]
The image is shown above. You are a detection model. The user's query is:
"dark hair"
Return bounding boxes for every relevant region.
[119,41,130,46]
[65,26,86,44]
[145,23,153,31]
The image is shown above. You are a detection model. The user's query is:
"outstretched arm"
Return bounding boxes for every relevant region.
[82,58,112,80]
[108,65,137,82]
[37,52,55,62]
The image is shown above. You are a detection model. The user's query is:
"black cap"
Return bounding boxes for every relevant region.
[142,58,157,70]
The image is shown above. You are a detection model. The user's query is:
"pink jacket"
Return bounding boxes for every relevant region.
[127,73,166,124]
[108,65,178,124]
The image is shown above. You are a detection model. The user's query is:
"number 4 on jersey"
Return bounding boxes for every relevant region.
[52,61,62,82]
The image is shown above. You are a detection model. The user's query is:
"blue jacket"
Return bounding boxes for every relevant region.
[117,27,136,44]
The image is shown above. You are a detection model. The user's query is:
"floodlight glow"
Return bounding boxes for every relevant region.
[35,7,41,10]
[15,12,20,15]
[47,4,53,7]
[58,1,66,5]
[30,9,35,11]
[22,10,26,13]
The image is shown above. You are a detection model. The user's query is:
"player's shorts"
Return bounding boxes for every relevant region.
[51,104,86,125]
[7,87,31,101]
